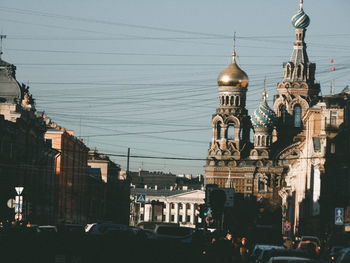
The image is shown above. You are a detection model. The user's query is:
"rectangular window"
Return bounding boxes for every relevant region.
[330,143,336,154]
[171,215,174,222]
[313,137,321,152]
[330,111,337,126]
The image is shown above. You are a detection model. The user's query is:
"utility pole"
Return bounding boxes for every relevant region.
[126,148,130,180]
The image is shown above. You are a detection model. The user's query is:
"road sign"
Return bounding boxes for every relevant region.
[15,213,22,221]
[7,199,16,208]
[14,204,22,213]
[345,224,350,232]
[136,194,146,203]
[284,221,292,232]
[335,208,344,225]
[15,187,24,195]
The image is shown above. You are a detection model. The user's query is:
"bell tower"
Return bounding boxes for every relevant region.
[273,0,320,141]
[205,38,251,187]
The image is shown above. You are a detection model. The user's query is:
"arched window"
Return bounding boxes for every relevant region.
[221,96,224,105]
[258,136,261,146]
[286,64,291,78]
[258,180,265,191]
[230,96,234,105]
[280,105,287,123]
[235,96,239,106]
[294,105,302,128]
[227,122,235,140]
[226,96,229,105]
[297,65,302,79]
[217,121,222,139]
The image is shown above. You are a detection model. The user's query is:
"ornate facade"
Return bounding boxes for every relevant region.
[205,0,349,236]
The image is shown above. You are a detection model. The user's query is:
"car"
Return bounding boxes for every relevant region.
[300,236,321,247]
[257,248,311,263]
[267,256,316,263]
[250,245,285,263]
[87,222,128,235]
[335,248,350,263]
[58,224,85,234]
[38,225,58,233]
[153,225,194,243]
[329,246,345,262]
[296,241,320,256]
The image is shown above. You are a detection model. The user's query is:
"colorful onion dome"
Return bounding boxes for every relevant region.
[251,88,276,130]
[291,8,310,29]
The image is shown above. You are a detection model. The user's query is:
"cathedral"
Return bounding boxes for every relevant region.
[205,0,350,236]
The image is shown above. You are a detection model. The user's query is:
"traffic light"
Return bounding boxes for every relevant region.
[199,204,207,219]
[199,204,212,219]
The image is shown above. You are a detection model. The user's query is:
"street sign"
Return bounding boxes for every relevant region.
[345,224,350,232]
[14,204,23,213]
[136,194,146,203]
[15,213,22,221]
[284,221,292,232]
[7,199,16,208]
[335,208,344,225]
[15,187,24,195]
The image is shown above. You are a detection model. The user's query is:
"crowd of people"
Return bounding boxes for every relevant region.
[202,231,250,263]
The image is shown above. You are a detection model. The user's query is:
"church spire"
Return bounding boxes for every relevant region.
[232,32,237,63]
[0,34,6,60]
[299,0,303,11]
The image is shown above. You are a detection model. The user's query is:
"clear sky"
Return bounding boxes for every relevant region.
[0,0,349,175]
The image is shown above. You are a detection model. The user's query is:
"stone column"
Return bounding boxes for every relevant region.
[174,203,179,223]
[190,203,195,225]
[165,202,171,223]
[182,203,187,224]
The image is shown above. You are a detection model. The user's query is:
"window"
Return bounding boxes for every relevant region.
[330,111,337,127]
[313,137,321,152]
[227,122,235,140]
[171,203,174,209]
[217,122,222,139]
[171,215,174,222]
[294,105,302,128]
[226,96,229,105]
[258,181,265,192]
[280,105,287,124]
[330,143,336,154]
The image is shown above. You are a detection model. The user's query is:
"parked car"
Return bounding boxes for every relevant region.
[153,225,194,243]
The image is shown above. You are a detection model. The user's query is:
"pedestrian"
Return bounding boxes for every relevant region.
[240,237,249,263]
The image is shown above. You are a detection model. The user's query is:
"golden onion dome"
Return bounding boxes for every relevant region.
[217,55,248,88]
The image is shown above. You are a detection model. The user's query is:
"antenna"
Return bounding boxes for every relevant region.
[0,34,7,59]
